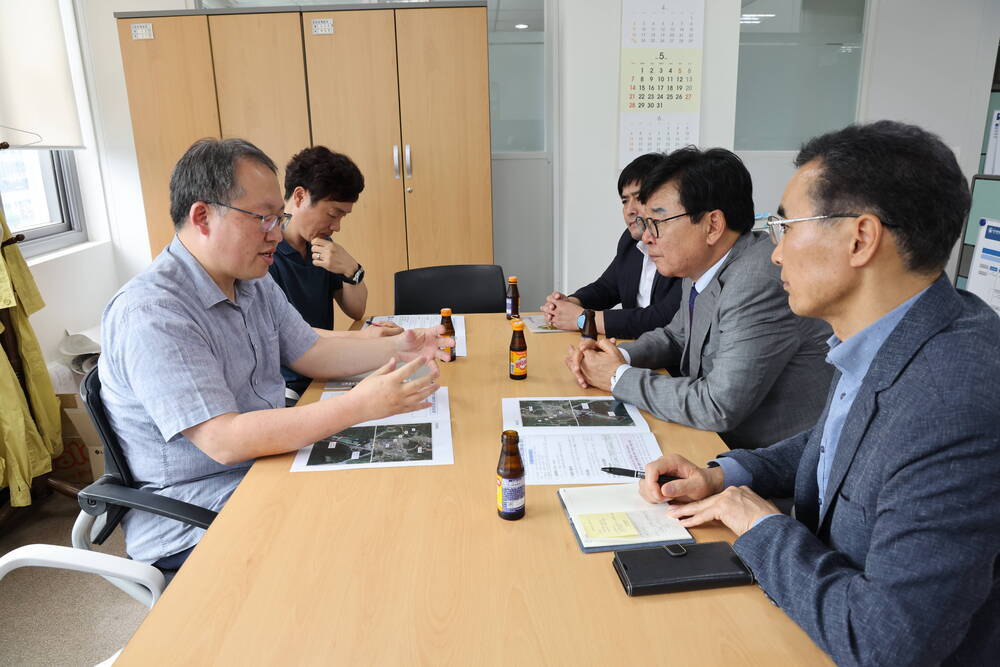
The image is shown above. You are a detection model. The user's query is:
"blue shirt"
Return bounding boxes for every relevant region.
[268,238,344,385]
[100,236,318,562]
[717,286,929,524]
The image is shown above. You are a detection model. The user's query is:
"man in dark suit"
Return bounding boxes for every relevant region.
[641,121,1000,665]
[540,153,682,339]
[566,147,833,450]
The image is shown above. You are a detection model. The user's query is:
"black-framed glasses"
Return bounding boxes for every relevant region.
[635,211,699,238]
[208,201,292,233]
[756,213,862,245]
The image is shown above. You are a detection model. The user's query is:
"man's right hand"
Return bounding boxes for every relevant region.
[350,357,438,422]
[639,454,725,504]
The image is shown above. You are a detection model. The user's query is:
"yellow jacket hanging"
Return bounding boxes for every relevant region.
[0,209,62,506]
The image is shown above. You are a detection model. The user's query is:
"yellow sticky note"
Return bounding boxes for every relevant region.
[578,512,639,539]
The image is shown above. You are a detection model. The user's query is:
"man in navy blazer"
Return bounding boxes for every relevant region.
[640,121,1000,665]
[540,153,682,339]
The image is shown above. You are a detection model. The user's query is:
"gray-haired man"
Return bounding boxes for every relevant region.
[99,138,451,568]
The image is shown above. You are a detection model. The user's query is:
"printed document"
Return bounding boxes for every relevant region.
[558,483,693,551]
[367,314,467,356]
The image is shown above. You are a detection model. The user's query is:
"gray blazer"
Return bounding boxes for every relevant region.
[615,231,833,449]
[723,275,1000,665]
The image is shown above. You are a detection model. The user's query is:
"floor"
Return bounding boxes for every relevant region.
[0,492,147,667]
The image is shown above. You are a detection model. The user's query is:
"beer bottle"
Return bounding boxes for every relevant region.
[506,276,520,320]
[580,308,598,340]
[440,307,456,362]
[497,430,525,520]
[509,319,527,380]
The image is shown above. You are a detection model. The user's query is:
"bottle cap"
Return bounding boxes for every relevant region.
[511,319,525,331]
[508,276,518,283]
[440,307,452,316]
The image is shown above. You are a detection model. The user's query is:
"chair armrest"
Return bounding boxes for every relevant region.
[0,544,165,606]
[79,475,217,530]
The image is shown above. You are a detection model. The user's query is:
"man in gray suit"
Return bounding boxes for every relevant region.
[567,147,832,449]
[643,121,1000,664]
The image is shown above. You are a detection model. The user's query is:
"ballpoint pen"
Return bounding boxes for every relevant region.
[601,466,679,484]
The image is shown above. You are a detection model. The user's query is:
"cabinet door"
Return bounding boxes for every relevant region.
[209,13,311,186]
[304,10,408,326]
[117,17,220,257]
[395,7,493,269]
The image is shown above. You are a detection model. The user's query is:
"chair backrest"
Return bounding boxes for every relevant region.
[394,264,506,315]
[80,367,134,487]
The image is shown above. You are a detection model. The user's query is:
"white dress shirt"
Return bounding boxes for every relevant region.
[635,241,658,308]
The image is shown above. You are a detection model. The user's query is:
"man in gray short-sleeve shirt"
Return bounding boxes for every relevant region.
[100,139,450,566]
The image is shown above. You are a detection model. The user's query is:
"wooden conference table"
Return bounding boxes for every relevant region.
[118,313,830,665]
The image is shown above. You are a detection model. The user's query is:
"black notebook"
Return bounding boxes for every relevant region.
[612,542,754,596]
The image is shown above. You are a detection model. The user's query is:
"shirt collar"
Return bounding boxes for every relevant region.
[168,236,253,309]
[635,239,650,257]
[826,285,930,381]
[694,248,733,293]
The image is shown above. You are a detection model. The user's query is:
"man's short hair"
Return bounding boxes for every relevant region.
[169,138,276,230]
[617,153,665,196]
[795,120,970,274]
[284,146,364,203]
[639,146,755,234]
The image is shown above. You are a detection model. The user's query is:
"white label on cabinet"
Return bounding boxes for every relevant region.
[311,18,334,35]
[130,23,154,40]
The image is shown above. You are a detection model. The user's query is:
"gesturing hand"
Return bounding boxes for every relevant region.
[350,357,439,422]
[394,325,455,364]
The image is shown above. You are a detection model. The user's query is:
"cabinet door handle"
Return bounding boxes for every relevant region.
[393,145,401,179]
[404,144,412,178]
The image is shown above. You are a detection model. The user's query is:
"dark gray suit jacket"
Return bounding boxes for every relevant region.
[723,275,1000,665]
[614,231,833,449]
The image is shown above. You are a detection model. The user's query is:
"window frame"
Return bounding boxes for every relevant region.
[2,149,87,258]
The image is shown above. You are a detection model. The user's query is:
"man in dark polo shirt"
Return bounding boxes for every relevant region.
[270,146,401,396]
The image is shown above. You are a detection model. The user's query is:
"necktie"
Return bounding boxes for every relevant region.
[688,285,699,324]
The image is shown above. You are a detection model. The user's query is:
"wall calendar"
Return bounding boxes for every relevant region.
[618,0,704,168]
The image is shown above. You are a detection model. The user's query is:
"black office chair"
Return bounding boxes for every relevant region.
[394,264,506,315]
[75,367,216,586]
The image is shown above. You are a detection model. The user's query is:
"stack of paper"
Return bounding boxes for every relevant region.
[291,388,454,472]
[501,396,664,485]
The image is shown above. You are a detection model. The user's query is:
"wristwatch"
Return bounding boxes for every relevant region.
[576,313,586,329]
[343,263,365,285]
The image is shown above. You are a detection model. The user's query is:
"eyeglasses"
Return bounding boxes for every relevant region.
[208,201,292,234]
[634,211,699,239]
[757,213,861,245]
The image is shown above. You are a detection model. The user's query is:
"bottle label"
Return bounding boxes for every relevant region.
[506,297,513,316]
[509,350,527,376]
[497,475,525,512]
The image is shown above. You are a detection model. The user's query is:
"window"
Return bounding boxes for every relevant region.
[734,0,866,150]
[0,148,86,256]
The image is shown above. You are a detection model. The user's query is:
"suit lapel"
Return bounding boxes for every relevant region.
[679,279,693,374]
[687,234,754,378]
[816,275,961,530]
[796,373,839,533]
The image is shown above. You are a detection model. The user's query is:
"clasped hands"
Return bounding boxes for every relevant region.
[640,454,779,538]
[540,291,584,330]
[563,336,624,392]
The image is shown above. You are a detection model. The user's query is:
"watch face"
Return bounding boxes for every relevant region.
[577,313,585,329]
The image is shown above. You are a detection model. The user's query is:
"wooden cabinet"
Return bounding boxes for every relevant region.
[117,4,492,323]
[208,13,311,188]
[116,16,220,257]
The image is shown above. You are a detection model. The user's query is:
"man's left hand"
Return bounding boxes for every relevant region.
[394,325,455,364]
[311,237,359,277]
[666,486,780,537]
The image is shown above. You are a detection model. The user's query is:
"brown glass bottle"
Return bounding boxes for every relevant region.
[440,307,456,362]
[496,430,525,520]
[580,308,598,340]
[506,276,520,319]
[509,319,527,380]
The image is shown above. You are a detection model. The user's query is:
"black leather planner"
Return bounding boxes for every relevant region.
[612,542,754,596]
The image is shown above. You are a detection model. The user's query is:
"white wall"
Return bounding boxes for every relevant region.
[25,0,189,362]
[556,0,740,292]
